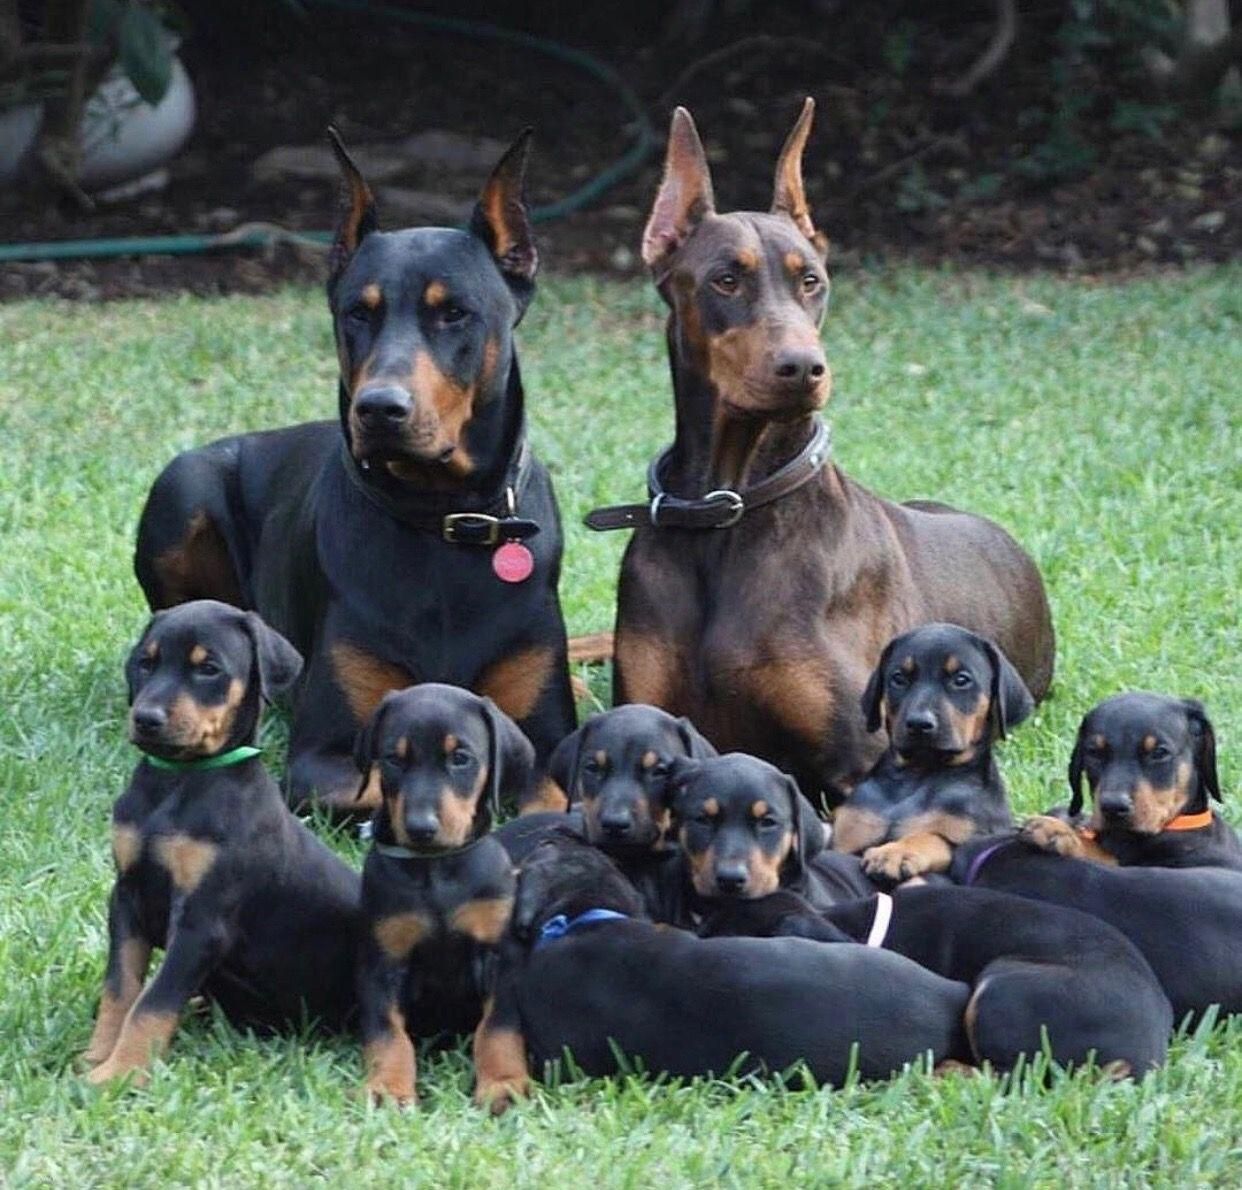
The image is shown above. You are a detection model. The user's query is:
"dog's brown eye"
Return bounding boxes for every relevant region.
[712,272,739,295]
[196,660,221,678]
[650,762,671,779]
[440,304,469,325]
[758,816,779,830]
[950,672,973,689]
[801,272,821,294]
[889,672,909,689]
[448,748,472,769]
[1148,745,1172,762]
[137,656,156,673]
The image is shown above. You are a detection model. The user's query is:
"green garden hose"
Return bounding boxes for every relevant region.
[0,0,656,264]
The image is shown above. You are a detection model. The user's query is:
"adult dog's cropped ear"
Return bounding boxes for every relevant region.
[785,775,825,878]
[676,715,718,760]
[1067,723,1088,817]
[861,638,897,734]
[327,126,378,285]
[1183,699,1221,803]
[241,612,303,703]
[470,127,537,315]
[124,611,167,703]
[481,696,537,816]
[979,636,1034,741]
[546,719,591,805]
[770,96,828,259]
[642,106,715,276]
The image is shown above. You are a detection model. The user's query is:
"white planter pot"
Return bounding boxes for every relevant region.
[0,52,196,192]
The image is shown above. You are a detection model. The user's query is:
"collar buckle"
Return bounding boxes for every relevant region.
[702,488,745,528]
[442,512,502,546]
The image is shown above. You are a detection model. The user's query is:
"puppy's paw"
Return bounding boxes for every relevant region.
[1020,815,1084,857]
[862,840,928,883]
[474,1074,530,1116]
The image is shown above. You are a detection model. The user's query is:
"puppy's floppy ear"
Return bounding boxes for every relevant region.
[470,127,537,315]
[327,126,378,286]
[124,611,167,703]
[861,638,897,734]
[547,718,591,805]
[676,715,718,760]
[977,635,1034,741]
[666,755,703,819]
[1182,698,1221,803]
[1067,719,1088,818]
[785,775,826,878]
[481,696,537,817]
[352,689,397,801]
[240,611,303,702]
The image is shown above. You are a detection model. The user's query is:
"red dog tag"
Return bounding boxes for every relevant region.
[492,541,534,583]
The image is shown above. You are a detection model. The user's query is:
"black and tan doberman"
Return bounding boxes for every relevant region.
[701,885,1171,1077]
[84,601,361,1086]
[352,684,532,1104]
[134,129,574,814]
[473,833,970,1113]
[669,753,876,912]
[590,99,1054,805]
[954,834,1242,1025]
[832,623,1032,883]
[1022,693,1239,870]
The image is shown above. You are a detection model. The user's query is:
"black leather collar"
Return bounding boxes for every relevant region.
[584,419,831,532]
[339,434,540,545]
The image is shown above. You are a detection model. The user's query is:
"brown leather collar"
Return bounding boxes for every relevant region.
[584,419,831,532]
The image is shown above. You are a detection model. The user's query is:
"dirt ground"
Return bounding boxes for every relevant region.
[2,4,1238,300]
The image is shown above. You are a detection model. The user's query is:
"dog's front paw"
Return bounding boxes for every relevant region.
[85,1056,150,1088]
[1020,815,1084,857]
[364,1075,417,1108]
[474,1074,530,1116]
[862,840,929,883]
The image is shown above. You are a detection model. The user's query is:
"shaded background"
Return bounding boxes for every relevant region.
[2,0,1239,299]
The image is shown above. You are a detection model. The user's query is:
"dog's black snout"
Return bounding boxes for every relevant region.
[1099,793,1132,819]
[773,347,827,386]
[131,706,167,734]
[355,385,412,425]
[404,813,440,843]
[600,808,634,838]
[715,864,749,894]
[904,709,938,736]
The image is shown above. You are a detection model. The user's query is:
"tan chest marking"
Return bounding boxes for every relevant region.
[476,646,555,723]
[112,824,143,873]
[450,897,513,945]
[152,834,219,893]
[373,911,434,960]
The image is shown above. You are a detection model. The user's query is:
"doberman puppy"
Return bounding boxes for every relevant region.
[669,753,875,914]
[1021,693,1239,870]
[134,129,574,814]
[84,601,361,1086]
[493,704,718,922]
[473,833,971,1112]
[954,834,1242,1024]
[594,99,1054,805]
[832,624,1033,883]
[701,885,1171,1076]
[352,684,532,1104]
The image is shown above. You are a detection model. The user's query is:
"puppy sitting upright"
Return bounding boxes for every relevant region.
[834,623,1034,884]
[1022,693,1238,871]
[353,684,533,1104]
[84,601,361,1086]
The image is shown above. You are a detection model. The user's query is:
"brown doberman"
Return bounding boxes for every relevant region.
[588,99,1054,805]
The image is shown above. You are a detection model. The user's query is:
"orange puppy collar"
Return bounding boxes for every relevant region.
[1079,808,1213,841]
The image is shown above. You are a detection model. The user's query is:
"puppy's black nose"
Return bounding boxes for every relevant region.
[1098,795,1132,819]
[131,706,167,733]
[355,385,412,425]
[600,810,634,838]
[404,816,440,843]
[903,710,937,736]
[715,865,748,894]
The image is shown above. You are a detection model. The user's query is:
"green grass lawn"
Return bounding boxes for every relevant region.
[1,266,1239,1186]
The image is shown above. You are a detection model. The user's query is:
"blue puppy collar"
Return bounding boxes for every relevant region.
[535,908,629,950]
